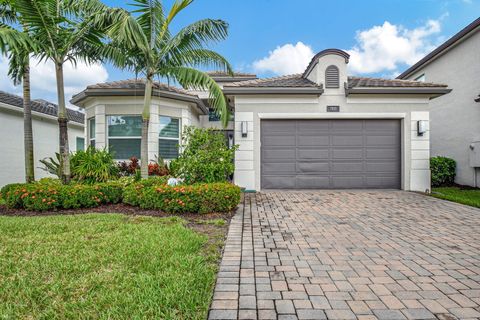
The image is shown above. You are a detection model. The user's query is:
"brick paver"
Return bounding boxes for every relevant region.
[208,191,480,319]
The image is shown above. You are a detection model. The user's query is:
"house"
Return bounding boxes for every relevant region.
[0,91,85,186]
[72,49,451,192]
[397,17,480,187]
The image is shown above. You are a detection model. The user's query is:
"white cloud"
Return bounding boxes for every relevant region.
[0,55,108,107]
[347,19,442,74]
[252,42,314,75]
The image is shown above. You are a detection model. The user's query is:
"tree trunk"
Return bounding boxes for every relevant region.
[23,60,35,183]
[140,77,153,178]
[55,62,70,184]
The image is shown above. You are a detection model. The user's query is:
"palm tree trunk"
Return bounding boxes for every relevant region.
[23,59,35,183]
[55,62,70,184]
[140,76,153,178]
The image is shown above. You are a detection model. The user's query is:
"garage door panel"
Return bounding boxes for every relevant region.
[332,149,364,159]
[262,135,295,146]
[366,161,400,172]
[332,135,363,146]
[331,120,364,131]
[297,148,330,160]
[297,162,330,173]
[297,176,330,188]
[366,176,401,188]
[262,176,296,189]
[262,149,296,161]
[332,162,364,172]
[366,148,400,159]
[367,135,398,146]
[297,120,330,132]
[262,162,296,174]
[261,120,295,132]
[297,135,329,146]
[261,119,400,189]
[332,176,365,188]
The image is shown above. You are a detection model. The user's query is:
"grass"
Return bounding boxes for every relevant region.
[432,187,480,208]
[0,214,223,319]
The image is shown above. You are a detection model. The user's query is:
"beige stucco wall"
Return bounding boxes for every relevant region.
[404,29,480,187]
[0,105,84,187]
[233,94,432,192]
[83,96,201,161]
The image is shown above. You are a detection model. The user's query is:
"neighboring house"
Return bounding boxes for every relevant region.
[397,17,480,187]
[0,91,85,187]
[72,49,450,192]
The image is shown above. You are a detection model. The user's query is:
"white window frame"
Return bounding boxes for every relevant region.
[76,136,85,151]
[107,115,142,160]
[88,117,95,147]
[159,115,181,160]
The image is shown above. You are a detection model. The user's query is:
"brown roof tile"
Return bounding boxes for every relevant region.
[347,76,448,88]
[84,79,196,96]
[0,91,84,124]
[224,74,319,88]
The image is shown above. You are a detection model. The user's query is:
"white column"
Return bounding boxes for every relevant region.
[410,111,430,192]
[95,105,106,148]
[234,112,255,190]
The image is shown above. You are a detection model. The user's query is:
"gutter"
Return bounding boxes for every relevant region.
[345,87,452,99]
[70,88,208,114]
[222,87,324,95]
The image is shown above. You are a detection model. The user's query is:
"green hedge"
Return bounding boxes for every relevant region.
[431,156,456,187]
[3,181,123,211]
[2,178,241,214]
[123,182,241,214]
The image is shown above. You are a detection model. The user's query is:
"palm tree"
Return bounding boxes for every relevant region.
[11,0,122,183]
[107,0,233,178]
[0,0,36,183]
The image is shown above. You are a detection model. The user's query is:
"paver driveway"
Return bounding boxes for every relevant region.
[208,191,480,320]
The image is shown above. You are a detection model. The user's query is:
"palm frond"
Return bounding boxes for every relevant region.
[164,66,230,126]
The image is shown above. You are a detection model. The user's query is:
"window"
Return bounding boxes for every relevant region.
[415,73,425,82]
[76,137,85,151]
[325,65,340,88]
[159,116,180,159]
[88,118,96,147]
[107,115,142,159]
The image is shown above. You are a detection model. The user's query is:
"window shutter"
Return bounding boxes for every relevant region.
[325,65,340,88]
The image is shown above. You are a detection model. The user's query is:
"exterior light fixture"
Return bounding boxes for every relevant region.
[417,120,427,136]
[241,121,248,137]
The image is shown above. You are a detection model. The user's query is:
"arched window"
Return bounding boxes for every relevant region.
[325,65,340,88]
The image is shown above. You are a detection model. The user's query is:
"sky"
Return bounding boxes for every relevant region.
[1,0,479,108]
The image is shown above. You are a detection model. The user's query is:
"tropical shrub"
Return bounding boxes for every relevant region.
[431,156,456,187]
[170,127,237,184]
[39,153,63,178]
[123,182,241,214]
[3,181,123,211]
[70,147,119,183]
[117,157,140,177]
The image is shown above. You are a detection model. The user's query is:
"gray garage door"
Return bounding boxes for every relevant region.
[261,119,401,189]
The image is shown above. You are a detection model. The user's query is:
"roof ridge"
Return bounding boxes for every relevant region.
[225,73,310,87]
[348,76,445,86]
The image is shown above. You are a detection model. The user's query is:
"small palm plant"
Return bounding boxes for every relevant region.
[106,0,233,178]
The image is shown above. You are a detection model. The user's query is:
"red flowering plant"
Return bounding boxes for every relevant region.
[117,157,140,177]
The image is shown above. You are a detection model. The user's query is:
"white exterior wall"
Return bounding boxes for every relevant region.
[233,95,431,191]
[0,107,84,187]
[404,29,480,187]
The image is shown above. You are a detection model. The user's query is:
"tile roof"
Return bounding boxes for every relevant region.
[206,71,257,77]
[82,79,196,97]
[347,76,448,88]
[224,74,447,88]
[224,74,319,88]
[0,91,84,124]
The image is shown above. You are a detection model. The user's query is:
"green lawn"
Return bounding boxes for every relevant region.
[0,214,223,319]
[432,187,480,208]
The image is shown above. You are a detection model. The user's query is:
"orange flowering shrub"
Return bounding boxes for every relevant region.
[123,181,241,214]
[3,181,123,211]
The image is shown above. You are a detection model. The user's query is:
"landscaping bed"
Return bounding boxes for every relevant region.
[0,213,229,319]
[431,186,480,208]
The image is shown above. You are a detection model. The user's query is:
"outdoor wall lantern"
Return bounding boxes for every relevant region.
[241,121,248,137]
[417,120,427,136]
